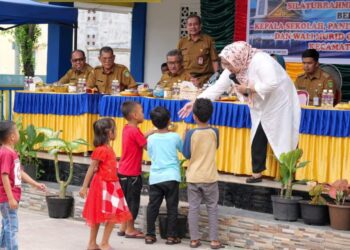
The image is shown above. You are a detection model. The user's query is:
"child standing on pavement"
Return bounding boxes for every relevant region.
[80,118,132,250]
[182,99,224,249]
[0,121,46,250]
[118,101,154,239]
[145,107,183,245]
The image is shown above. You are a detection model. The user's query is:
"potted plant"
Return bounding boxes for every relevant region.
[158,159,188,239]
[271,149,309,221]
[15,119,45,179]
[326,179,350,230]
[299,183,329,225]
[39,128,88,218]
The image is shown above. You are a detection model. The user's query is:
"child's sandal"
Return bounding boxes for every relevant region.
[190,240,201,248]
[166,237,181,245]
[145,235,157,244]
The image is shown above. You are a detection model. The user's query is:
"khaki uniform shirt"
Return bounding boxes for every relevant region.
[295,68,335,105]
[87,64,136,94]
[58,64,93,85]
[158,69,191,88]
[177,34,218,85]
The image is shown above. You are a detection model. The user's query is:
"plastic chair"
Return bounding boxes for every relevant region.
[297,90,309,106]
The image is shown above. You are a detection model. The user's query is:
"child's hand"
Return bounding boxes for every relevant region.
[9,198,18,209]
[35,182,47,192]
[79,187,87,198]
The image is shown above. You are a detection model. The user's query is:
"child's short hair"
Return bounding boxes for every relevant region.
[193,98,213,123]
[150,106,170,129]
[0,121,16,144]
[93,118,116,147]
[121,101,140,120]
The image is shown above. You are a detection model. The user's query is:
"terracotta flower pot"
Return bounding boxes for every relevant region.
[328,202,350,230]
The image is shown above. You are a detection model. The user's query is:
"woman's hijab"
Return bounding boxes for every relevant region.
[219,41,259,84]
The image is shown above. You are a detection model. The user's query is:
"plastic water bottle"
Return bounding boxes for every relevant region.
[313,89,319,107]
[321,89,328,107]
[77,78,83,93]
[24,76,29,90]
[328,89,334,107]
[111,80,120,95]
[81,78,87,93]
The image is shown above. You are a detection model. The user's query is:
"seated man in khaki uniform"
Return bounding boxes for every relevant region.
[158,49,191,88]
[295,49,336,105]
[87,46,136,94]
[59,50,93,85]
[177,14,219,87]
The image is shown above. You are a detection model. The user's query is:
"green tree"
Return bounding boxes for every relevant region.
[14,24,41,76]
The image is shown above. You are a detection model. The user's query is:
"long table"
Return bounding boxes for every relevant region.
[14,92,350,183]
[13,92,102,152]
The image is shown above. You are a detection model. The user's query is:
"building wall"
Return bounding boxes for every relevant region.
[144,0,200,86]
[0,24,47,77]
[77,9,132,69]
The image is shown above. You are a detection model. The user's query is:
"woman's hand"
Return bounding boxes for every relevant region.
[234,84,247,95]
[178,101,195,119]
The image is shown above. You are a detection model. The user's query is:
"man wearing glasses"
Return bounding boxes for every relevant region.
[87,46,136,94]
[158,49,191,88]
[59,50,93,85]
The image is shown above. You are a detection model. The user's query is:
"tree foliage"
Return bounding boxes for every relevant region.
[14,24,41,76]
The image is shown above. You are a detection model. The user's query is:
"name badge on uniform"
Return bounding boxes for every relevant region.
[197,56,204,65]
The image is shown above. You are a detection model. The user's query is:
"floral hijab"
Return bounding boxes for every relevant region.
[219,41,260,85]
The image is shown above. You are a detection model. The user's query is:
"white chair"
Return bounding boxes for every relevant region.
[297,90,309,106]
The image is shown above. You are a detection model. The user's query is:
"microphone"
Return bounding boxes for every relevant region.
[229,73,248,96]
[229,73,240,85]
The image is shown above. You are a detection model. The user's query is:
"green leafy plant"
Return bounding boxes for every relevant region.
[14,24,41,76]
[39,128,88,198]
[278,149,309,199]
[179,159,187,189]
[326,179,350,206]
[15,118,46,178]
[309,184,327,205]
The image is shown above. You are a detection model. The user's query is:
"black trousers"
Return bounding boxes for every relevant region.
[146,181,179,238]
[251,123,268,173]
[118,174,143,220]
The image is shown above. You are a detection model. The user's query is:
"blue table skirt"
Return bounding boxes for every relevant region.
[14,93,350,137]
[14,92,102,115]
[300,108,350,137]
[98,96,252,128]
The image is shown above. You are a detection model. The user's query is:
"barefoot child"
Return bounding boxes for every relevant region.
[0,121,46,250]
[80,118,132,250]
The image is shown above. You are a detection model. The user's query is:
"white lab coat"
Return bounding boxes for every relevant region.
[198,52,301,159]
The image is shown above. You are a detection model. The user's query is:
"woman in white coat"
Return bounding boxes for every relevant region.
[179,41,301,183]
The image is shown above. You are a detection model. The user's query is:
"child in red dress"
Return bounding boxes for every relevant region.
[80,118,132,250]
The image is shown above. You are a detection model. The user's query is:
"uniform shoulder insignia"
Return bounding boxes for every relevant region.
[123,70,130,78]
